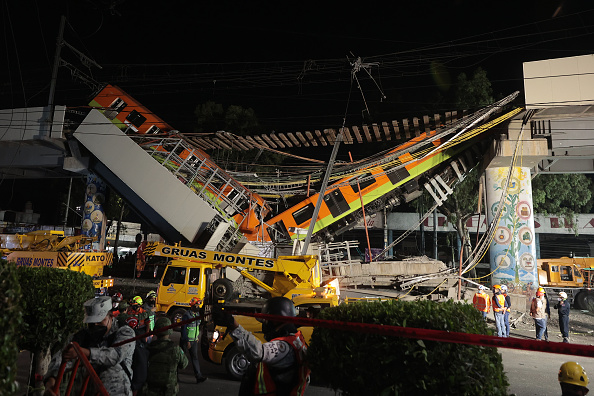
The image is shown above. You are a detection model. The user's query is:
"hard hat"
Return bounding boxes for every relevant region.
[493,284,501,289]
[559,361,589,387]
[559,291,568,299]
[146,290,157,299]
[479,285,487,291]
[111,292,123,303]
[189,297,201,306]
[260,297,297,341]
[131,296,143,306]
[154,316,173,336]
[538,287,545,293]
[83,296,112,323]
[126,316,139,329]
[500,284,508,292]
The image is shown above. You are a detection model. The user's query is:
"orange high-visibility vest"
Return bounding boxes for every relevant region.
[473,292,490,312]
[493,294,506,312]
[253,331,310,396]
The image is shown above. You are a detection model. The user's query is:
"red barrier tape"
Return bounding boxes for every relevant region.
[239,312,594,359]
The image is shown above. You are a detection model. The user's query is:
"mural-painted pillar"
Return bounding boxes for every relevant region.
[81,174,107,251]
[485,167,537,305]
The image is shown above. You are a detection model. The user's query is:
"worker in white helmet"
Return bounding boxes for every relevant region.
[555,291,571,343]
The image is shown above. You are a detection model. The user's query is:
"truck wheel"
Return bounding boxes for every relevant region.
[225,345,250,381]
[169,308,186,332]
[213,278,234,300]
[576,291,594,310]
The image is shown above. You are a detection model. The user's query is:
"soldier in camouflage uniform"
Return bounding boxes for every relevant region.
[43,296,135,396]
[140,317,188,396]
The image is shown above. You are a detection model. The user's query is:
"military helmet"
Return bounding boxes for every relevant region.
[155,316,173,336]
[559,361,589,387]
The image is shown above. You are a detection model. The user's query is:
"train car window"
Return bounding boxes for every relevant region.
[147,125,161,134]
[109,98,127,112]
[386,167,411,186]
[267,221,290,243]
[350,173,375,193]
[104,98,127,120]
[126,110,147,128]
[293,203,315,225]
[551,265,559,272]
[324,189,350,218]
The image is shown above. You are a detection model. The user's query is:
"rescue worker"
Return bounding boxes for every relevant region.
[492,285,508,337]
[43,296,135,396]
[140,317,188,396]
[180,297,207,383]
[472,285,491,321]
[144,291,157,341]
[215,296,310,396]
[555,291,571,343]
[501,284,512,337]
[530,287,548,340]
[558,361,589,396]
[111,292,123,312]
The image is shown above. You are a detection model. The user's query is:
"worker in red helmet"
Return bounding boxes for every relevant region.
[530,287,548,340]
[180,297,207,383]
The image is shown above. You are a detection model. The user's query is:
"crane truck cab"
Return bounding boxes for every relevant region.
[147,242,340,325]
[537,257,594,309]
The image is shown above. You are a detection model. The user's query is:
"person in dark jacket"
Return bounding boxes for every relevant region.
[555,291,571,343]
[180,297,207,383]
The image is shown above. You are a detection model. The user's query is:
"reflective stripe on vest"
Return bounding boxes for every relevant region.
[253,331,310,396]
[187,312,200,341]
[473,293,490,312]
[493,294,506,312]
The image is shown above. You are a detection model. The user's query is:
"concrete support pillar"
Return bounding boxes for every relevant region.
[81,173,107,251]
[485,167,538,300]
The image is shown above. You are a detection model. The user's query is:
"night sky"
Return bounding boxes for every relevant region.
[2,0,594,220]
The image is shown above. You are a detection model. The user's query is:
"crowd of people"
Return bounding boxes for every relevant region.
[42,290,201,396]
[473,284,572,342]
[41,293,311,396]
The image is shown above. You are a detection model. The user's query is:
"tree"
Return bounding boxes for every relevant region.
[454,67,494,110]
[194,101,259,135]
[194,101,284,174]
[532,173,594,234]
[0,259,22,395]
[437,167,481,277]
[17,267,94,395]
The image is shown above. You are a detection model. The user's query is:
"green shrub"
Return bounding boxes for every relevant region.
[17,267,95,353]
[307,299,508,396]
[0,259,23,395]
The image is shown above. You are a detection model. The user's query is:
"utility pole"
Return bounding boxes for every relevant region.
[46,16,66,138]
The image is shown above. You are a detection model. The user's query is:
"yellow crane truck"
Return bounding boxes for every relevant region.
[537,257,594,309]
[143,241,339,378]
[1,230,114,294]
[143,241,339,324]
